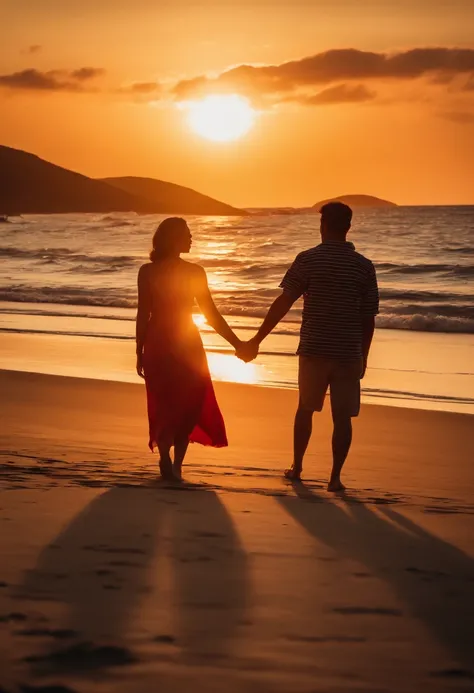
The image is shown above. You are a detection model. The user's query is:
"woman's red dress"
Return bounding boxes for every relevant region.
[142,265,228,451]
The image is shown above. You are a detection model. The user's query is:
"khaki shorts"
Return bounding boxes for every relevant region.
[298,355,363,417]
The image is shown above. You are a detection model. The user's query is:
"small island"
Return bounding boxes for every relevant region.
[313,194,397,209]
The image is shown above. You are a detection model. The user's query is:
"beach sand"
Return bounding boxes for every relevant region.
[1,369,473,692]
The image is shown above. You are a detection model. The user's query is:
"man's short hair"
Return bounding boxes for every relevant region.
[320,202,353,233]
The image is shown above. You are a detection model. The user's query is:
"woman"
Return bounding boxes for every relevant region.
[136,217,241,481]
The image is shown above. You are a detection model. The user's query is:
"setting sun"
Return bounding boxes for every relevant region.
[183,95,256,142]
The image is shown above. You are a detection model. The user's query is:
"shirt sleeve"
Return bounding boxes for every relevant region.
[361,263,379,316]
[279,253,308,300]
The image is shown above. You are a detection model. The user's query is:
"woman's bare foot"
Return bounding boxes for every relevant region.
[284,466,302,481]
[172,463,183,481]
[327,478,346,492]
[159,454,176,481]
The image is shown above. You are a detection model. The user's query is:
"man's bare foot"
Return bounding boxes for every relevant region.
[327,479,346,492]
[284,467,302,481]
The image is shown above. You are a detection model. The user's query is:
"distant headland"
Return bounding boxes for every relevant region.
[313,194,397,209]
[0,145,246,216]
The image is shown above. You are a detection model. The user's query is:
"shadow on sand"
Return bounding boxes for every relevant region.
[278,483,474,674]
[19,483,248,675]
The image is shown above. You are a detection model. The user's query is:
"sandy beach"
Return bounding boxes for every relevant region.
[1,368,473,692]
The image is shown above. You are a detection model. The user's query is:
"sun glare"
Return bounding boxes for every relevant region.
[207,352,258,384]
[192,313,207,327]
[183,95,256,142]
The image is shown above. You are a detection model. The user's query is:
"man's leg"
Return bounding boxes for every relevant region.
[328,359,361,491]
[286,405,313,480]
[328,415,352,491]
[286,356,328,480]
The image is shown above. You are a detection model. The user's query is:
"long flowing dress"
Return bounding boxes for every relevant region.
[142,261,228,451]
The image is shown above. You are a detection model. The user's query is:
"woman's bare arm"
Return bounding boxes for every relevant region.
[195,267,241,350]
[136,265,152,376]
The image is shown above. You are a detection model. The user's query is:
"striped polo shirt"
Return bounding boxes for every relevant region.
[280,240,379,360]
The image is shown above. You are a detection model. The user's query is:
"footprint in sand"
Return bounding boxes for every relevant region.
[107,560,142,568]
[0,612,28,623]
[14,628,77,639]
[82,545,146,555]
[152,634,176,644]
[405,566,447,578]
[430,668,474,680]
[24,642,137,671]
[333,607,403,616]
[19,685,78,692]
[285,634,366,643]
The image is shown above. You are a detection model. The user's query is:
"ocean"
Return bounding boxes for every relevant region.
[1,207,473,413]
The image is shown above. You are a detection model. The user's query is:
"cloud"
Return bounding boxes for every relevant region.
[441,110,474,124]
[70,67,105,81]
[22,44,42,55]
[462,74,474,91]
[0,67,105,92]
[120,81,161,94]
[295,83,376,105]
[173,47,474,105]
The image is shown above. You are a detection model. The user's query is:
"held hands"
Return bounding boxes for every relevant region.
[235,336,260,363]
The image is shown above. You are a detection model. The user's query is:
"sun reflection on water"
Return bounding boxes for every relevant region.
[192,313,259,384]
[207,352,258,384]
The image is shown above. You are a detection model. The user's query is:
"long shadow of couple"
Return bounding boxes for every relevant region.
[20,484,248,674]
[21,481,474,677]
[278,483,474,674]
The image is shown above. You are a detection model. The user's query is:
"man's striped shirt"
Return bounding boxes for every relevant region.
[280,240,379,360]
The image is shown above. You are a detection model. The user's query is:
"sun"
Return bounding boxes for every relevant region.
[183,95,256,142]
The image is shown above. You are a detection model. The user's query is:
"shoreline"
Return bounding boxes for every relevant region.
[1,324,473,415]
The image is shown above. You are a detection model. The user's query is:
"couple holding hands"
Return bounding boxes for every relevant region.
[136,203,378,488]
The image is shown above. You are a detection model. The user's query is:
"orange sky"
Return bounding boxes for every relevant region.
[2,0,474,207]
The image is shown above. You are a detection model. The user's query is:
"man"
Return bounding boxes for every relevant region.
[237,202,379,491]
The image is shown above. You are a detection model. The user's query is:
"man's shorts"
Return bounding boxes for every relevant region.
[298,355,363,417]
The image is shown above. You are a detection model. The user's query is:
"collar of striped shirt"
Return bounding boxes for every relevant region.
[320,240,355,250]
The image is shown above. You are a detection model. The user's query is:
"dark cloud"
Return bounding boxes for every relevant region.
[23,44,42,55]
[296,83,376,105]
[173,47,474,103]
[70,67,105,81]
[0,67,105,92]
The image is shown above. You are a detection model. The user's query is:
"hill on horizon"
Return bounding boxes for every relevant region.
[101,176,244,216]
[0,145,245,216]
[313,194,397,209]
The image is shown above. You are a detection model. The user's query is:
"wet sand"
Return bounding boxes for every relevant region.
[1,369,473,692]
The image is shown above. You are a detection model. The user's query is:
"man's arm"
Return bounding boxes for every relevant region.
[237,292,296,362]
[238,253,306,362]
[360,262,379,378]
[361,315,375,378]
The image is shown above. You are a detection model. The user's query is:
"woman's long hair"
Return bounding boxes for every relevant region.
[149,217,187,262]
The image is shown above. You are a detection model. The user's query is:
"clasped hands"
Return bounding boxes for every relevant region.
[235,336,260,363]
